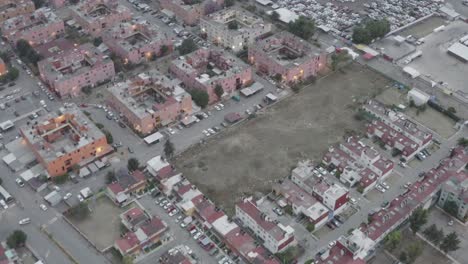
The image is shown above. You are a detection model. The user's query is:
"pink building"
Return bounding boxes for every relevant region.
[170,48,253,103]
[0,0,35,23]
[159,0,223,26]
[107,71,192,135]
[38,43,115,97]
[249,31,326,84]
[49,0,65,8]
[71,0,132,37]
[1,7,64,46]
[102,22,173,64]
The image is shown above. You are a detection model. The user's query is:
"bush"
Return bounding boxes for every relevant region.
[68,203,90,221]
[52,173,68,184]
[306,223,315,232]
[190,89,209,108]
[7,230,27,248]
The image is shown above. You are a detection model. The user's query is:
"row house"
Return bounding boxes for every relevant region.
[248,31,326,84]
[159,0,223,26]
[170,48,252,104]
[0,0,35,23]
[107,168,147,206]
[1,7,64,46]
[316,229,370,264]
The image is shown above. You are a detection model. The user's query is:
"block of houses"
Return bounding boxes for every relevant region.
[200,7,272,52]
[248,31,326,84]
[70,0,132,37]
[0,0,35,23]
[159,0,223,26]
[316,229,370,264]
[235,197,295,254]
[170,48,253,103]
[107,71,192,135]
[102,22,173,64]
[107,168,147,206]
[115,207,168,257]
[19,106,112,177]
[38,43,115,97]
[1,7,64,46]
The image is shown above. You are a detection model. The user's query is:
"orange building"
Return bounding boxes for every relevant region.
[20,106,113,177]
[0,58,7,76]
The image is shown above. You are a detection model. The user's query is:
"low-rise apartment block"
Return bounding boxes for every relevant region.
[107,168,147,206]
[248,31,326,84]
[236,197,295,253]
[1,7,64,46]
[0,0,35,23]
[170,48,253,103]
[71,0,132,37]
[200,7,272,52]
[159,0,223,26]
[38,43,115,97]
[107,71,192,135]
[437,172,468,222]
[19,106,112,177]
[103,22,173,64]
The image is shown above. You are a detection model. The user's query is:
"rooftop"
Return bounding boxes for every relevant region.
[2,7,60,35]
[104,22,169,53]
[203,7,267,33]
[35,38,75,58]
[71,0,130,22]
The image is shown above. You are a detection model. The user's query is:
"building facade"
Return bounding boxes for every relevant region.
[437,174,468,222]
[0,0,35,23]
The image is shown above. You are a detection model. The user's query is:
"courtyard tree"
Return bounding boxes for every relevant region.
[127,158,140,171]
[352,19,390,44]
[457,137,468,147]
[331,50,351,71]
[190,89,209,108]
[164,139,175,159]
[287,16,315,40]
[443,200,459,218]
[179,39,197,55]
[406,242,423,264]
[160,45,170,56]
[7,230,27,248]
[214,84,224,99]
[440,232,461,253]
[409,207,428,234]
[423,224,444,246]
[384,230,401,251]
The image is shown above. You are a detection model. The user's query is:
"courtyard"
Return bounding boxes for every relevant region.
[175,63,391,214]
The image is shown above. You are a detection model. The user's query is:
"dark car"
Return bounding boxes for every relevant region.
[14,111,19,117]
[128,147,134,153]
[118,121,126,128]
[8,82,15,87]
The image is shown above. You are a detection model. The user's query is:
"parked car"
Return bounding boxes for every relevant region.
[15,178,25,187]
[40,204,48,211]
[127,147,134,153]
[64,193,72,200]
[19,218,31,225]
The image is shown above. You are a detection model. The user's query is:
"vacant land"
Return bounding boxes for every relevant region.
[67,196,135,251]
[175,63,390,213]
[398,16,447,39]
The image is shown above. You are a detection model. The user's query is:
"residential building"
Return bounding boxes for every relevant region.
[159,0,223,26]
[49,0,65,8]
[0,0,35,23]
[102,22,173,64]
[107,169,147,205]
[437,172,468,222]
[1,7,64,46]
[248,31,326,84]
[200,7,272,52]
[38,43,115,97]
[120,207,150,231]
[35,38,75,58]
[19,106,112,177]
[236,197,295,254]
[107,71,192,135]
[316,230,369,264]
[170,48,253,103]
[159,245,196,264]
[71,0,132,37]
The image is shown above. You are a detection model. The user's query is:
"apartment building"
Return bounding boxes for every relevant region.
[236,197,295,254]
[19,106,112,177]
[200,7,272,52]
[1,7,64,46]
[71,0,132,37]
[107,71,192,135]
[437,172,468,222]
[159,0,223,26]
[170,48,253,103]
[248,31,326,84]
[38,43,115,97]
[103,22,173,64]
[0,0,35,23]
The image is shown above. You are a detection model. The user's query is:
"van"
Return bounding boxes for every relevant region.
[19,218,31,225]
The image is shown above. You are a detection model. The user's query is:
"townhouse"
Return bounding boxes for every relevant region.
[107,168,147,206]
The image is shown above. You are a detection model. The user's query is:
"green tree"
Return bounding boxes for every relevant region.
[0,52,10,64]
[384,230,401,251]
[15,39,42,65]
[102,129,113,144]
[52,173,69,184]
[270,11,280,21]
[32,0,44,8]
[407,242,423,264]
[457,137,468,147]
[164,139,175,159]
[440,232,461,253]
[6,67,19,81]
[69,203,90,220]
[127,158,140,171]
[106,171,116,184]
[214,84,224,99]
[399,251,407,263]
[179,39,198,55]
[160,45,169,56]
[122,255,134,264]
[227,20,238,30]
[409,207,428,235]
[444,200,459,217]
[93,37,102,47]
[306,222,315,232]
[366,19,390,38]
[287,16,315,40]
[331,50,351,71]
[352,26,372,44]
[190,89,209,108]
[423,224,444,246]
[7,230,27,248]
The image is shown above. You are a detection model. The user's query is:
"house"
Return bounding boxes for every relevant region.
[107,169,147,205]
[0,0,35,23]
[120,207,150,231]
[248,31,326,84]
[316,230,369,264]
[19,106,112,177]
[159,0,223,26]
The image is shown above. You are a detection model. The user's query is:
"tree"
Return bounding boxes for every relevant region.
[406,242,423,263]
[15,39,42,65]
[352,26,372,44]
[179,39,198,55]
[93,37,102,47]
[306,222,315,232]
[423,224,444,246]
[399,251,408,263]
[440,232,461,253]
[0,52,10,64]
[128,158,140,171]
[6,67,19,81]
[164,139,175,159]
[443,200,459,217]
[214,84,224,99]
[106,171,116,184]
[102,129,113,144]
[0,177,2,185]
[52,173,69,184]
[7,230,27,248]
[287,16,315,40]
[160,45,169,56]
[384,230,401,251]
[457,137,468,147]
[331,50,351,71]
[409,207,428,234]
[190,89,209,108]
[447,107,456,113]
[122,255,134,264]
[69,203,90,220]
[224,0,234,7]
[270,11,280,21]
[227,20,238,30]
[352,19,390,44]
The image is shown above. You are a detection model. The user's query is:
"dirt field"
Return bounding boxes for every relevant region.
[398,16,447,39]
[175,63,391,213]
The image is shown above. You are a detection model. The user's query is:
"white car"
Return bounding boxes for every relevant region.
[328,240,336,248]
[349,198,357,205]
[193,232,202,240]
[381,182,390,190]
[64,193,72,200]
[245,109,252,115]
[207,128,215,134]
[77,195,84,202]
[19,218,31,225]
[40,204,48,211]
[214,105,221,111]
[180,222,187,228]
[218,103,224,109]
[168,128,175,135]
[169,210,177,217]
[0,199,8,209]
[376,185,386,193]
[203,130,211,137]
[202,112,208,119]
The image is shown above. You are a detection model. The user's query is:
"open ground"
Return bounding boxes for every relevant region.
[175,63,391,214]
[67,196,136,251]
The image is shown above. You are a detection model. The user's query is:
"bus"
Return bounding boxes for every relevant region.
[0,185,13,203]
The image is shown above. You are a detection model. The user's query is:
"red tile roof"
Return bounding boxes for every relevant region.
[108,182,124,195]
[115,232,139,254]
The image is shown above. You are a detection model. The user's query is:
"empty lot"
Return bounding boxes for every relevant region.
[175,63,391,213]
